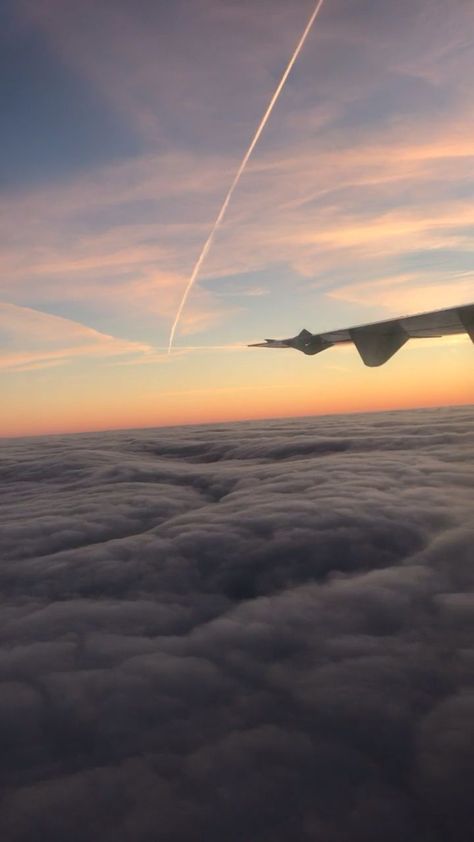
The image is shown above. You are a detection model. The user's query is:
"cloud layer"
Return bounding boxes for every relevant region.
[1,405,473,840]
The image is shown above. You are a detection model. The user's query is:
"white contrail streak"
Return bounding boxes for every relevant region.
[168,0,326,352]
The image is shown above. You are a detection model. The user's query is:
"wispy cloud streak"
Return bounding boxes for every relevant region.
[167,0,327,352]
[0,303,153,372]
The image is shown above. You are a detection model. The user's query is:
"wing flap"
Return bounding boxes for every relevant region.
[350,321,408,367]
[459,304,474,342]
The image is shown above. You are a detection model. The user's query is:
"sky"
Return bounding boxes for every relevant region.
[2,0,473,437]
[1,406,473,840]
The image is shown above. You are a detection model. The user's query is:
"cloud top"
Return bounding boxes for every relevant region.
[0,405,473,840]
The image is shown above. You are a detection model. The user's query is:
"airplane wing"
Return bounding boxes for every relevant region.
[249,303,474,367]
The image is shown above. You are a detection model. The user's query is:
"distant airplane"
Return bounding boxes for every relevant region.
[249,303,474,367]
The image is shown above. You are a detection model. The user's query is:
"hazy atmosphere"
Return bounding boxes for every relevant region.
[1,406,473,840]
[2,0,473,435]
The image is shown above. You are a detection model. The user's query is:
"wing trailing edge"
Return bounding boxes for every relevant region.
[249,303,474,367]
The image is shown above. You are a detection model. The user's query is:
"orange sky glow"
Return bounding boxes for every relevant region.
[1,0,473,437]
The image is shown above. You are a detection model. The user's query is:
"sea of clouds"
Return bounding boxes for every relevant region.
[0,405,473,841]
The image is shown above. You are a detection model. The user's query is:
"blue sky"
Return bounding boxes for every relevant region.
[1,0,473,434]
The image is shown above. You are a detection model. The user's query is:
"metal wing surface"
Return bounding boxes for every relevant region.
[249,303,474,367]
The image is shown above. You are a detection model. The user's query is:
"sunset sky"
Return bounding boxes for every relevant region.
[2,0,473,437]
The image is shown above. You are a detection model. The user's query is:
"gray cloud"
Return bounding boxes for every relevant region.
[0,405,473,840]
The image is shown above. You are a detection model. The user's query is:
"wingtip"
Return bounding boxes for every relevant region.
[248,339,290,349]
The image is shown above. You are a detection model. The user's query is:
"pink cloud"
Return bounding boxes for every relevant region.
[4,0,474,344]
[0,303,153,372]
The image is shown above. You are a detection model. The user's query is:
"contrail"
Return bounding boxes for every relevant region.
[168,0,326,353]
